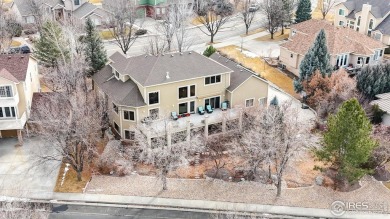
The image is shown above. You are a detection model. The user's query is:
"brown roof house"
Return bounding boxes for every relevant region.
[279,19,387,76]
[92,51,269,143]
[334,0,390,46]
[371,93,390,126]
[0,54,40,142]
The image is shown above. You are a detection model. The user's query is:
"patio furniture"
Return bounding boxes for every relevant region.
[171,112,178,120]
[206,105,213,113]
[198,106,205,115]
[221,102,228,111]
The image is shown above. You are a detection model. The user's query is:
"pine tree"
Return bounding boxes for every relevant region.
[34,21,69,67]
[294,29,332,92]
[83,18,108,75]
[356,62,390,99]
[295,0,312,23]
[203,45,216,57]
[315,98,377,182]
[270,96,279,106]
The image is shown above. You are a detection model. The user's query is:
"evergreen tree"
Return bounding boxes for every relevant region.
[34,21,69,67]
[356,62,390,99]
[270,96,279,106]
[294,29,332,92]
[295,0,312,23]
[203,45,217,57]
[315,98,377,182]
[83,18,108,75]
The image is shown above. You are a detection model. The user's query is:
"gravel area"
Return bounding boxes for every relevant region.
[86,175,390,210]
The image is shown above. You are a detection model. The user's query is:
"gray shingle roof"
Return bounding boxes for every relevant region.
[342,0,390,18]
[375,15,390,35]
[109,51,233,87]
[209,53,255,92]
[73,2,98,19]
[93,65,146,107]
[13,0,63,16]
[371,92,390,113]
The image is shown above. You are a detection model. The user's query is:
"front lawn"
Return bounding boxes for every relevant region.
[255,29,290,42]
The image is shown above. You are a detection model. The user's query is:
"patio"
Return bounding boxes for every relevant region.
[139,108,242,139]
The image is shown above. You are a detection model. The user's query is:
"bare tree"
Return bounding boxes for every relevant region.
[240,102,311,197]
[30,22,106,182]
[259,0,283,40]
[135,115,205,190]
[240,0,257,35]
[105,0,141,55]
[321,0,336,20]
[0,2,12,53]
[195,0,234,43]
[0,200,51,219]
[143,34,166,55]
[25,0,50,32]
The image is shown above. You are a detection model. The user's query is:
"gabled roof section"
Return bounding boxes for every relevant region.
[73,2,99,19]
[375,15,390,35]
[109,51,233,87]
[0,69,19,83]
[13,0,63,16]
[209,53,268,92]
[281,19,386,56]
[0,54,31,81]
[342,0,390,18]
[93,65,146,107]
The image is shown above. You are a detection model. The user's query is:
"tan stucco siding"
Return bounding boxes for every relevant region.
[142,73,230,119]
[333,5,349,27]
[280,47,300,76]
[229,77,268,108]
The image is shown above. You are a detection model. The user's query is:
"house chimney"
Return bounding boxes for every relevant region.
[166,72,170,79]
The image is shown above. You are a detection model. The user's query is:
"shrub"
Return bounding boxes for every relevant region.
[24,29,37,35]
[98,140,133,176]
[135,29,147,36]
[203,45,216,57]
[371,104,386,124]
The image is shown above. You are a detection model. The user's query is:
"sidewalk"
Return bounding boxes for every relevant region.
[5,192,385,219]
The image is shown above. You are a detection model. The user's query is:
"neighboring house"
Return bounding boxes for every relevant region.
[0,54,40,142]
[333,0,390,47]
[92,51,269,141]
[137,0,169,19]
[11,0,111,26]
[371,93,390,126]
[279,19,387,77]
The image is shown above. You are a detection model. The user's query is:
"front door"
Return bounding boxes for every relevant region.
[205,96,220,109]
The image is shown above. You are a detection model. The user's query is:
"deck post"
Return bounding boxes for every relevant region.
[186,119,191,142]
[204,115,209,138]
[17,129,23,145]
[238,109,243,132]
[222,111,227,133]
[147,130,152,146]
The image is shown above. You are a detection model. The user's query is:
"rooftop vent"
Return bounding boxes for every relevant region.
[145,55,148,58]
[171,54,174,57]
[166,72,170,79]
[189,52,192,54]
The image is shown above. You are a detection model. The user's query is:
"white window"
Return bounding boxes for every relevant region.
[349,21,355,29]
[148,91,159,105]
[124,130,135,140]
[336,54,348,67]
[338,9,345,16]
[205,75,221,85]
[374,50,380,61]
[25,16,35,24]
[368,19,374,36]
[379,50,383,57]
[375,32,382,41]
[339,21,344,26]
[0,86,13,97]
[113,122,120,132]
[123,110,135,121]
[0,107,16,118]
[357,57,363,65]
[245,99,254,107]
[112,102,118,114]
[259,98,266,106]
[178,85,195,99]
[115,71,120,79]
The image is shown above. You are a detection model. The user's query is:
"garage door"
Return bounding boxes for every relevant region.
[0,130,18,138]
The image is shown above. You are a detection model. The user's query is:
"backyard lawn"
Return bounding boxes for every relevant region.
[218,45,299,99]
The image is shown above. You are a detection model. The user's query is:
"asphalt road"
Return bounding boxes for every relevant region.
[48,204,315,219]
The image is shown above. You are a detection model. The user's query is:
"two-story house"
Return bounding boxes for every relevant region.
[92,51,269,141]
[12,0,111,26]
[0,54,40,143]
[279,19,387,76]
[333,0,390,47]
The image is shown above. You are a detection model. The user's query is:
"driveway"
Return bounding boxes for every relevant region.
[0,137,60,199]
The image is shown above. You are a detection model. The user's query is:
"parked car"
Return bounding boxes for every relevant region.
[9,45,31,54]
[248,4,259,12]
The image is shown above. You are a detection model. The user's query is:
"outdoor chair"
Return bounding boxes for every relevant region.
[221,102,228,111]
[206,105,213,113]
[171,112,178,120]
[198,106,205,115]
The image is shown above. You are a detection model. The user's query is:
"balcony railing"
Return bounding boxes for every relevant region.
[0,112,27,130]
[0,91,19,107]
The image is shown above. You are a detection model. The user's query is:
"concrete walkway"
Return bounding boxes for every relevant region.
[6,192,384,219]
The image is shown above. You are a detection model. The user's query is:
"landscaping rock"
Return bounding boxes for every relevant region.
[315,175,324,186]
